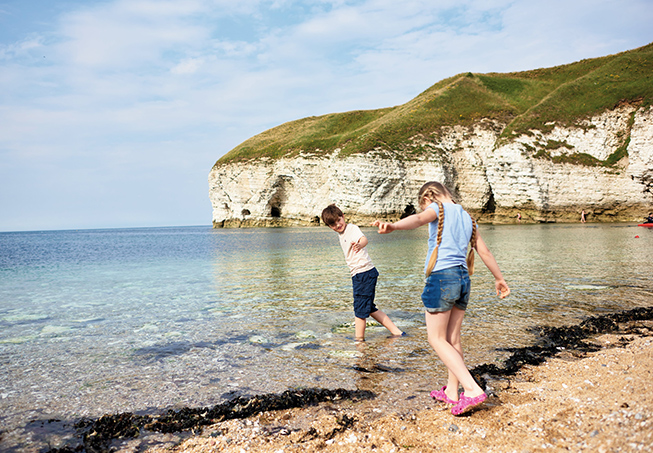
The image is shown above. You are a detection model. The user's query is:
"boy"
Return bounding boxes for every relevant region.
[321,204,404,341]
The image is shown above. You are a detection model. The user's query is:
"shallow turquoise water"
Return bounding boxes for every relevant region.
[1,224,652,449]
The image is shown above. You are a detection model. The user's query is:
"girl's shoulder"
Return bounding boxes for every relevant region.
[425,201,440,212]
[427,201,463,214]
[439,203,473,226]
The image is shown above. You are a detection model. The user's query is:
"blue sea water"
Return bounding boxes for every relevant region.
[1,224,652,451]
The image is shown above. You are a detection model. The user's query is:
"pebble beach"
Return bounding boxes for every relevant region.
[144,321,653,453]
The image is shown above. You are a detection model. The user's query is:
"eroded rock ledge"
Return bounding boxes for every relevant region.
[209,105,653,226]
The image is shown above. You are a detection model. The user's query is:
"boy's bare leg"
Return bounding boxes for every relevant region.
[355,317,367,341]
[371,310,403,336]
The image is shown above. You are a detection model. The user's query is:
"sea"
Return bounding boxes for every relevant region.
[1,223,652,451]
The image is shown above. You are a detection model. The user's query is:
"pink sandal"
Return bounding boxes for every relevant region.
[451,392,487,415]
[430,386,458,405]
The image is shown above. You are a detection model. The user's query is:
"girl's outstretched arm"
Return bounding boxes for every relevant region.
[475,234,511,299]
[372,209,438,234]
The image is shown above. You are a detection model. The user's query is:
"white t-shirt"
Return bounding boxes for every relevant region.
[338,223,375,277]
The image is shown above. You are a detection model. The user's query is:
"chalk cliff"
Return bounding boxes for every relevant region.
[209,104,653,226]
[210,43,653,226]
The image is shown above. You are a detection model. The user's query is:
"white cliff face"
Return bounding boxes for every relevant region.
[209,106,653,226]
[484,105,652,219]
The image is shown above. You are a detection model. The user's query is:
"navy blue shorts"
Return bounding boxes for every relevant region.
[421,265,470,313]
[352,267,379,319]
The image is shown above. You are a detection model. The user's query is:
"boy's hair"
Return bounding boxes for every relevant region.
[418,182,477,276]
[321,204,343,226]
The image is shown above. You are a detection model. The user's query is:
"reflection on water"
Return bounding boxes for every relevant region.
[0,224,652,451]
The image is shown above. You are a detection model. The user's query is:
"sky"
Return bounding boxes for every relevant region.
[1,0,652,232]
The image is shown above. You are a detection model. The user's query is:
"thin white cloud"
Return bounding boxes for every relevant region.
[56,3,208,69]
[0,36,45,60]
[171,58,204,74]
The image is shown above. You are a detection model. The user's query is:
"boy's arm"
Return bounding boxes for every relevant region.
[475,234,510,299]
[351,235,368,252]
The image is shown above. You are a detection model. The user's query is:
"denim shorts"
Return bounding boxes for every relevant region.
[352,267,379,319]
[421,265,470,313]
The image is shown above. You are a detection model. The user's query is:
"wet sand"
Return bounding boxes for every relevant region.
[142,321,653,453]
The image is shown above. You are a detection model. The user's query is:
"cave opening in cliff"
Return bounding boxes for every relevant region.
[482,191,496,214]
[400,204,417,219]
[268,177,290,219]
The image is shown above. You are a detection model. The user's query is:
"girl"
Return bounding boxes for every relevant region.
[373,182,510,415]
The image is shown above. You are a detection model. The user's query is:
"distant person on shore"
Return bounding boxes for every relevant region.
[321,204,404,342]
[645,213,653,224]
[517,212,522,222]
[373,182,510,416]
[581,210,586,223]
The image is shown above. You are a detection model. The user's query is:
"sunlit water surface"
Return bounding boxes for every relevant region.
[1,224,652,449]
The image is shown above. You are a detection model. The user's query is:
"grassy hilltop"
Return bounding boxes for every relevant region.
[216,43,653,166]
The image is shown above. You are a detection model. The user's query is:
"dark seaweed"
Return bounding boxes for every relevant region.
[470,306,653,388]
[47,388,374,453]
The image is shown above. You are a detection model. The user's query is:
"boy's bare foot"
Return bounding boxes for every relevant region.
[388,332,407,338]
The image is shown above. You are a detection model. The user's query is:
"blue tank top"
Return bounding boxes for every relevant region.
[424,202,473,273]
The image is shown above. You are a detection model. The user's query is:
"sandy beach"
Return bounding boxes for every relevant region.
[141,323,653,453]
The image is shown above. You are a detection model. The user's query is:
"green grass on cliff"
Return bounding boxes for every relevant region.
[216,43,653,166]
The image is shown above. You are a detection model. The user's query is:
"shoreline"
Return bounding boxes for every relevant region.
[213,217,650,228]
[146,331,653,453]
[40,307,653,453]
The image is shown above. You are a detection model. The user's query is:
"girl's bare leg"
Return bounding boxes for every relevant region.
[371,310,403,336]
[425,310,484,399]
[443,307,466,401]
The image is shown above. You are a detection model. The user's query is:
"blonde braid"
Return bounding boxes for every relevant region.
[425,200,445,277]
[466,217,477,276]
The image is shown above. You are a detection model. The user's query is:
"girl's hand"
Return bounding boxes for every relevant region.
[372,210,435,233]
[496,280,510,299]
[372,220,395,234]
